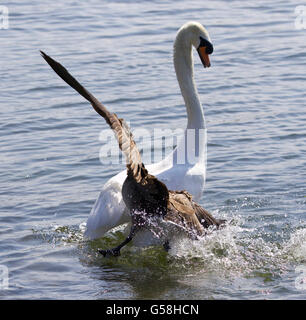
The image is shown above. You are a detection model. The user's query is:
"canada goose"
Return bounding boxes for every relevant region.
[41,49,224,256]
[84,21,214,240]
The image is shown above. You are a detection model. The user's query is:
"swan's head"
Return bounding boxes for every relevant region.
[175,21,214,68]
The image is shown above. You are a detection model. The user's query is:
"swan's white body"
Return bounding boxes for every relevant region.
[85,21,211,240]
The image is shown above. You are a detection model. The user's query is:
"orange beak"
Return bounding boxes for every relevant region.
[197,46,211,68]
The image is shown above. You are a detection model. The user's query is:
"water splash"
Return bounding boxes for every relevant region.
[284,228,306,262]
[167,211,306,281]
[32,205,306,284]
[31,223,85,246]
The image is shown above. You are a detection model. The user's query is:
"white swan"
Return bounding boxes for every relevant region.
[85,21,213,240]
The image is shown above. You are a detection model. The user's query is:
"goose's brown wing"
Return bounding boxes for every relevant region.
[192,202,225,228]
[165,191,205,237]
[165,191,224,237]
[40,51,144,182]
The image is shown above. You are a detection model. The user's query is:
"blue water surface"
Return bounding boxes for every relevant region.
[0,0,305,299]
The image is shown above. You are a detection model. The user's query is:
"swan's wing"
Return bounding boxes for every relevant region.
[85,179,129,239]
[40,51,144,182]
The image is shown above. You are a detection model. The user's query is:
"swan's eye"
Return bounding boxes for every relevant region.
[199,36,213,55]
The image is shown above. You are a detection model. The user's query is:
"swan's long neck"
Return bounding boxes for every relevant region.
[173,38,205,130]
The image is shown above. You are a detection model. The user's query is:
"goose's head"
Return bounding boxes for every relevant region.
[175,21,214,68]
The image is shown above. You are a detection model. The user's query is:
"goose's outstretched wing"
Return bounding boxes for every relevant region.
[40,51,145,182]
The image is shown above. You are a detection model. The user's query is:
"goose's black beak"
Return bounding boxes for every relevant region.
[197,37,213,68]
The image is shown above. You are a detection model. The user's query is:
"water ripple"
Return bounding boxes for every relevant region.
[1,0,305,300]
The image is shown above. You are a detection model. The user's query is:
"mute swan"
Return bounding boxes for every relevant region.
[45,21,214,240]
[87,21,213,240]
[40,49,223,257]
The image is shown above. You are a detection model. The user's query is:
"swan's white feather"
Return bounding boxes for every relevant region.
[84,21,210,240]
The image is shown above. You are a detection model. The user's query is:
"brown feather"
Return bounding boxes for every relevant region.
[165,191,221,238]
[40,51,144,183]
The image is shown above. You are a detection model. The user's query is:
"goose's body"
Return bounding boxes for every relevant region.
[85,21,211,240]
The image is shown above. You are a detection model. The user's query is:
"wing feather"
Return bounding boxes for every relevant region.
[40,51,143,182]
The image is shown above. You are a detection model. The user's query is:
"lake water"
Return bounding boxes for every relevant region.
[0,0,305,300]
